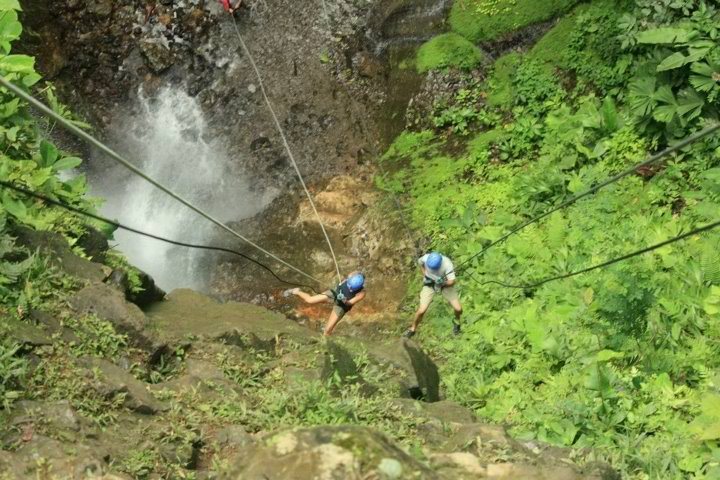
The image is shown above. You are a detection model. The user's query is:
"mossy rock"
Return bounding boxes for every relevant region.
[467,129,506,156]
[222,426,439,479]
[527,1,596,65]
[485,52,522,107]
[449,0,580,43]
[416,33,484,73]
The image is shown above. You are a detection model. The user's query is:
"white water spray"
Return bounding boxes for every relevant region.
[91,89,273,291]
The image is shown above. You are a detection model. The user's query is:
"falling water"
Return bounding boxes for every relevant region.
[90,88,273,291]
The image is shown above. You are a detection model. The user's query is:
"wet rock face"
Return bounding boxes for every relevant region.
[18,0,376,185]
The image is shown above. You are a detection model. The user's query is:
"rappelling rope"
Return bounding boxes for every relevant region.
[445,122,720,279]
[0,180,319,291]
[0,76,323,286]
[229,15,342,282]
[466,218,720,290]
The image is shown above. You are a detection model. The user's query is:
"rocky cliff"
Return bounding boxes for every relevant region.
[0,228,616,479]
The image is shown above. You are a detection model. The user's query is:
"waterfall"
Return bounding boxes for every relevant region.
[90,88,274,291]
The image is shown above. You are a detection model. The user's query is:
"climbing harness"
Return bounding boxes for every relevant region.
[0,180,319,292]
[227,13,342,282]
[0,76,323,287]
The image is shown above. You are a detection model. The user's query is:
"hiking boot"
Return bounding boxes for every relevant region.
[452,323,461,336]
[402,329,416,339]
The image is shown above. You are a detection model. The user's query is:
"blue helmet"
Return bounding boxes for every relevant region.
[426,252,443,270]
[348,273,365,292]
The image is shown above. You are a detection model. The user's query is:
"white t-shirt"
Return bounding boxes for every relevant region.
[418,254,456,282]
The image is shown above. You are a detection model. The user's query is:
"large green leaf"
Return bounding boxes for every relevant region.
[21,72,40,87]
[676,88,704,122]
[0,97,19,119]
[0,0,21,11]
[657,52,689,72]
[690,61,720,93]
[636,27,690,45]
[690,393,720,440]
[52,156,82,171]
[0,54,33,73]
[651,86,684,124]
[39,140,58,167]
[628,76,656,117]
[704,286,720,316]
[0,191,26,219]
[0,10,20,53]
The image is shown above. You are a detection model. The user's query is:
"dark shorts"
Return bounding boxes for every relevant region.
[323,290,351,320]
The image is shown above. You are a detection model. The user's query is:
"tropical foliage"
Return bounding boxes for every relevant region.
[0,0,113,409]
[382,0,720,478]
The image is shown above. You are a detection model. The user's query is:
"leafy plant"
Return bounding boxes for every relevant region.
[0,340,27,409]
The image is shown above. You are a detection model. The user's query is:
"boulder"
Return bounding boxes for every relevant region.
[76,227,109,263]
[129,270,166,308]
[352,51,386,78]
[220,426,439,479]
[429,452,486,479]
[368,339,440,401]
[159,439,200,469]
[386,399,477,448]
[30,309,79,344]
[215,425,254,448]
[150,358,234,395]
[80,357,167,414]
[140,38,174,73]
[106,268,167,309]
[0,435,108,479]
[443,423,527,456]
[12,226,107,283]
[5,318,52,348]
[9,400,84,434]
[69,283,158,351]
[429,453,606,480]
[438,423,618,479]
[390,399,476,425]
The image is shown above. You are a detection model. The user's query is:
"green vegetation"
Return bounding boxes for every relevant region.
[485,52,521,107]
[0,0,113,412]
[416,33,484,73]
[449,0,580,43]
[383,0,720,477]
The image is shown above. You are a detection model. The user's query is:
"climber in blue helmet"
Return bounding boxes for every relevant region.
[403,252,462,338]
[287,272,366,336]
